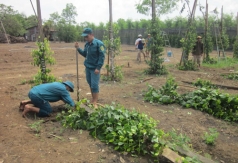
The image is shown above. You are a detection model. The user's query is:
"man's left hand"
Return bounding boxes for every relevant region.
[94,69,100,74]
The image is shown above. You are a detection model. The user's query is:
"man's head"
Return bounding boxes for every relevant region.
[82,28,94,42]
[63,81,74,92]
[138,34,142,38]
[148,34,151,38]
[197,36,202,42]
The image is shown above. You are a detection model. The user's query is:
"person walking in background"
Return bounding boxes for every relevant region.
[145,34,152,58]
[192,36,203,68]
[74,28,105,108]
[136,36,146,62]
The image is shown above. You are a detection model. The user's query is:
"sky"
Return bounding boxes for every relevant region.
[2,0,238,25]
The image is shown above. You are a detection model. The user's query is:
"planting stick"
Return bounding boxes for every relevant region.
[76,49,79,101]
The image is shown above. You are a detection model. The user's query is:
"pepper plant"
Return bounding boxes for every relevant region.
[31,38,57,85]
[145,18,167,75]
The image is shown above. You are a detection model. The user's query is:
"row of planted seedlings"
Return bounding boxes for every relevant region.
[144,77,238,122]
[56,99,201,163]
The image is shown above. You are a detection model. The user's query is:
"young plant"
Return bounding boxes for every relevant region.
[103,23,123,81]
[29,120,44,133]
[203,128,219,145]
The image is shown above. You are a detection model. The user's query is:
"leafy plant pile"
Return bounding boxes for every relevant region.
[144,77,179,104]
[193,78,217,89]
[202,128,219,145]
[144,77,238,122]
[57,100,167,158]
[222,73,238,81]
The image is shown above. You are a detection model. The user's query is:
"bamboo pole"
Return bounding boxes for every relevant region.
[108,0,114,79]
[204,0,208,59]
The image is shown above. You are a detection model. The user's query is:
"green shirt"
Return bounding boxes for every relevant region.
[77,38,106,70]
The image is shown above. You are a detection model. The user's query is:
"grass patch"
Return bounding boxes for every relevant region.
[202,58,238,68]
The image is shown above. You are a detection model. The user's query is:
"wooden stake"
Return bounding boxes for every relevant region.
[0,20,10,44]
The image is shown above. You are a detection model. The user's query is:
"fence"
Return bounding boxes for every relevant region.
[93,27,237,46]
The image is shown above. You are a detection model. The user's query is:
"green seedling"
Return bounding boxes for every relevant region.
[29,120,44,133]
[203,128,219,145]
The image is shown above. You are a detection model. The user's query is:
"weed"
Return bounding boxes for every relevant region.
[168,129,191,150]
[203,58,238,68]
[20,79,27,85]
[29,120,44,133]
[221,73,238,81]
[203,128,219,145]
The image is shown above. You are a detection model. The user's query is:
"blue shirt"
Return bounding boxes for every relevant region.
[30,82,75,107]
[77,38,105,70]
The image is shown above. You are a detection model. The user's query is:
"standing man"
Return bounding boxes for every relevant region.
[136,37,146,62]
[135,34,142,61]
[19,81,75,117]
[145,34,152,58]
[192,36,204,68]
[74,28,105,108]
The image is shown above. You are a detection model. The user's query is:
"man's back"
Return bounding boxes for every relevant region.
[31,82,68,102]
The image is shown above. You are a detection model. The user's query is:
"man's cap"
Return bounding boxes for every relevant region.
[148,34,151,36]
[197,36,202,39]
[63,81,74,92]
[81,28,92,37]
[138,34,142,37]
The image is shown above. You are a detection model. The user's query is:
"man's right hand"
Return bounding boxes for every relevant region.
[75,42,79,49]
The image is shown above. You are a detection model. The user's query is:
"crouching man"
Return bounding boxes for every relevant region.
[19,81,75,117]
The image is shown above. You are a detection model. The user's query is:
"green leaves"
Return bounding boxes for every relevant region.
[144,77,179,104]
[144,76,238,122]
[135,0,179,16]
[202,128,219,145]
[58,100,166,158]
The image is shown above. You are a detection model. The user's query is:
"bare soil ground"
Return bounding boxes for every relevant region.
[0,42,238,163]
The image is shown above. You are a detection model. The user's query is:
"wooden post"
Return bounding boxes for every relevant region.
[151,0,155,63]
[0,20,10,44]
[108,0,114,79]
[204,0,208,59]
[36,0,43,41]
[36,0,46,81]
[179,0,198,65]
[237,12,238,38]
[152,0,156,20]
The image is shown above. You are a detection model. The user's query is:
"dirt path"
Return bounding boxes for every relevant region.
[0,42,237,163]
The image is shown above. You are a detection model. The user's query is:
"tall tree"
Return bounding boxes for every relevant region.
[61,3,77,24]
[136,0,179,16]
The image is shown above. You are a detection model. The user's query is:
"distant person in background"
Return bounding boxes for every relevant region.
[192,36,203,68]
[145,34,152,58]
[136,36,146,62]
